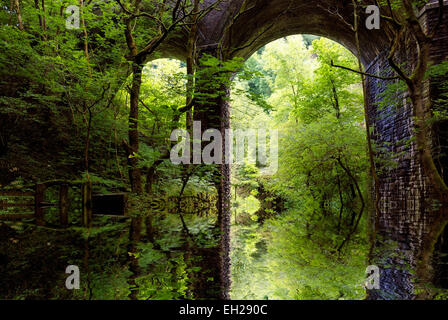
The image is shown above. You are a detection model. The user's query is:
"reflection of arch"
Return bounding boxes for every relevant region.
[434,224,448,289]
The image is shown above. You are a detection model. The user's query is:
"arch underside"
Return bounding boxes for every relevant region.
[159,0,391,66]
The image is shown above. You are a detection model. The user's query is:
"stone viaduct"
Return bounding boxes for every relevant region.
[152,0,448,299]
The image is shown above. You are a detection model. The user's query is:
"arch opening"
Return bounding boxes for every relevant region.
[228,34,370,300]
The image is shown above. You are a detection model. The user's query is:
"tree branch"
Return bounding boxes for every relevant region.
[330,60,400,80]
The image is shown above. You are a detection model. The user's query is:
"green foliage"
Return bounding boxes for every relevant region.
[0,0,128,185]
[230,224,271,299]
[265,208,367,300]
[233,162,260,192]
[427,61,448,122]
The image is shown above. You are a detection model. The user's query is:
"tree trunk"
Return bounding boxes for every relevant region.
[80,0,90,70]
[126,60,144,300]
[13,0,24,30]
[128,61,143,194]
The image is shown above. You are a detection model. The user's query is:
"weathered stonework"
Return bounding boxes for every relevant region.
[364,4,448,299]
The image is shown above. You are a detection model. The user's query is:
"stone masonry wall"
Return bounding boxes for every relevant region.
[365,4,448,299]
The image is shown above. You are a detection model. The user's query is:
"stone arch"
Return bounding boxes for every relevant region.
[160,0,392,64]
[152,0,448,300]
[218,1,390,65]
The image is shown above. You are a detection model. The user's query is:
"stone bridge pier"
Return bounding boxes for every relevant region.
[158,0,448,299]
